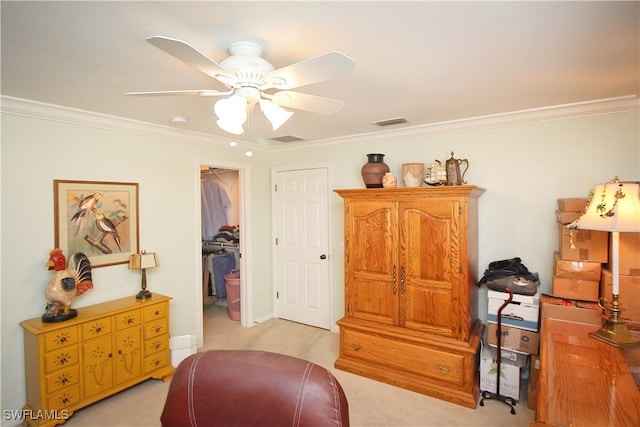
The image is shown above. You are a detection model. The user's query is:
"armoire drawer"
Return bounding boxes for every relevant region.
[341,328,465,386]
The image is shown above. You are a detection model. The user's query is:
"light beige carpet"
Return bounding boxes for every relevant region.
[64,305,535,426]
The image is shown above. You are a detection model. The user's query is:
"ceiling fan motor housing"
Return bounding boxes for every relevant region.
[220,41,274,91]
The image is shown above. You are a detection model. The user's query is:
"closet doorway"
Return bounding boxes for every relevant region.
[199,162,251,331]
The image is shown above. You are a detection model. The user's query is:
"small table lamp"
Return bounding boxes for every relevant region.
[569,177,640,348]
[129,250,158,300]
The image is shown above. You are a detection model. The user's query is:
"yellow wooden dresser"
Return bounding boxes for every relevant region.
[20,294,174,427]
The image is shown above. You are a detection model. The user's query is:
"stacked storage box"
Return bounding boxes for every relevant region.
[481,289,540,402]
[554,197,607,302]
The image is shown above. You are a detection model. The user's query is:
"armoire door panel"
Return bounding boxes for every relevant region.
[348,202,397,275]
[400,200,463,338]
[404,283,454,336]
[348,274,395,324]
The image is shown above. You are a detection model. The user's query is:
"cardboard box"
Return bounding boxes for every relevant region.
[555,210,581,225]
[487,322,539,355]
[540,294,603,325]
[614,232,640,276]
[559,224,608,263]
[487,344,530,368]
[557,197,589,212]
[552,276,600,302]
[487,290,540,332]
[601,268,640,323]
[553,251,601,281]
[530,355,540,390]
[479,345,521,402]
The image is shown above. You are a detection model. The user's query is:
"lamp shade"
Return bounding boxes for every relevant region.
[214,94,247,134]
[572,179,640,232]
[129,251,158,270]
[259,99,293,131]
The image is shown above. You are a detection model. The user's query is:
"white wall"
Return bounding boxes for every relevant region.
[0,110,271,418]
[269,111,640,325]
[1,102,639,417]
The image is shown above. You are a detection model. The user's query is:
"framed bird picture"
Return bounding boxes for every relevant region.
[54,180,139,268]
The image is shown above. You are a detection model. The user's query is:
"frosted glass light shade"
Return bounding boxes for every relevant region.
[214,95,247,134]
[259,99,293,131]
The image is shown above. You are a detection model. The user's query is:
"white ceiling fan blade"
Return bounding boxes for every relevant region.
[146,36,237,84]
[126,89,233,97]
[270,91,344,115]
[265,51,355,90]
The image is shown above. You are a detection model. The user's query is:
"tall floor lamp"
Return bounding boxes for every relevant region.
[569,177,640,348]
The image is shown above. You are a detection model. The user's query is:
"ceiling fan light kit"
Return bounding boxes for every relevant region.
[127,36,355,135]
[259,99,294,131]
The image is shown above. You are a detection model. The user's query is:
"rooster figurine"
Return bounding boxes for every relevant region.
[42,248,93,323]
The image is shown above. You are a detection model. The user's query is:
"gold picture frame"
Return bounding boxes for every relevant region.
[54,180,139,268]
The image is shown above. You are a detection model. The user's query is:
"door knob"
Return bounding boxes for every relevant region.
[320,254,327,260]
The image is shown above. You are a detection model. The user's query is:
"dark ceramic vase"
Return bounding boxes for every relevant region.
[361,153,390,188]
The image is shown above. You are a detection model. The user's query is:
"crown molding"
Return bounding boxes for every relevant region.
[2,95,637,154]
[273,95,640,153]
[0,95,269,153]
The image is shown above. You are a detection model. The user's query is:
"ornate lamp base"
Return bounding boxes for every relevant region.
[136,289,152,300]
[589,317,640,348]
[590,295,640,348]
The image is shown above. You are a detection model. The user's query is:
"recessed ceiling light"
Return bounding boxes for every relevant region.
[229,141,237,147]
[170,115,188,124]
[245,150,253,157]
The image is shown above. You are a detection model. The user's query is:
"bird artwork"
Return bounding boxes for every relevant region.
[43,248,93,323]
[93,209,122,251]
[70,192,102,236]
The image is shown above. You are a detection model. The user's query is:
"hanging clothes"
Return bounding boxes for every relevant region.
[201,177,231,240]
[210,251,236,298]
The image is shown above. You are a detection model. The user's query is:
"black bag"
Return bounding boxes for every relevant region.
[477,257,540,295]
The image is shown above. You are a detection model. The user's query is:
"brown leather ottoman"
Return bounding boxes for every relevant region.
[161,350,349,426]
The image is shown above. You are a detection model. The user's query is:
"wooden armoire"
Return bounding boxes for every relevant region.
[334,186,485,408]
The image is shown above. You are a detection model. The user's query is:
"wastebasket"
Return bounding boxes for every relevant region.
[224,269,241,321]
[169,335,197,368]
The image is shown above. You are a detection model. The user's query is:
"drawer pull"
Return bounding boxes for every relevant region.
[154,310,160,316]
[437,364,451,374]
[352,343,362,351]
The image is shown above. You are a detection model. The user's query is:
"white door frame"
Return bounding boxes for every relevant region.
[194,159,252,348]
[271,163,334,330]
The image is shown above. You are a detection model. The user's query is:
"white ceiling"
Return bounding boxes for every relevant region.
[2,1,638,147]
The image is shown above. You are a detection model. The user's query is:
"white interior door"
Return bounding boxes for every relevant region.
[273,167,331,329]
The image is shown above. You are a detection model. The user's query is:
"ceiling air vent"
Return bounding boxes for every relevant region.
[372,117,408,127]
[270,135,305,143]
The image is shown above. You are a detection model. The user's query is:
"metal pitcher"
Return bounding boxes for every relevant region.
[445,151,469,186]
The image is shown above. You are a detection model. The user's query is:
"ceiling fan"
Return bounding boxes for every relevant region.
[126,36,355,135]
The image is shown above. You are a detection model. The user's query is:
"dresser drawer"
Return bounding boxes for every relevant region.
[144,334,169,356]
[143,349,169,374]
[82,316,112,339]
[47,385,80,410]
[144,318,168,340]
[44,326,79,352]
[341,328,465,386]
[45,345,80,373]
[115,309,142,330]
[143,302,168,321]
[46,365,80,394]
